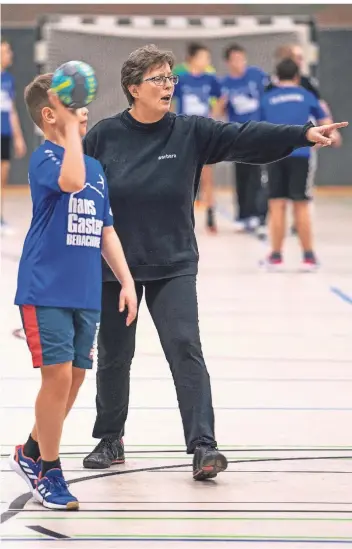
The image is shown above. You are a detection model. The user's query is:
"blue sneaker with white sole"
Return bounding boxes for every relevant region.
[9,445,41,493]
[34,468,79,510]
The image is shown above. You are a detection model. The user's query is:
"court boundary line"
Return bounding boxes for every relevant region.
[2,455,352,524]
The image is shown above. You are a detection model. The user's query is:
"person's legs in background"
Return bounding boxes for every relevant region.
[200,165,217,233]
[289,156,318,271]
[1,136,12,234]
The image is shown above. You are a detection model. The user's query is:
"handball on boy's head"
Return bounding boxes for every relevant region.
[51,60,98,109]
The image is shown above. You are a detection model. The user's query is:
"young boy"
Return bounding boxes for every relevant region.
[9,73,137,510]
[260,59,329,271]
[173,42,222,233]
[219,43,269,235]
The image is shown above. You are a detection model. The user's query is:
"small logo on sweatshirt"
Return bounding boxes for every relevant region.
[158,154,177,160]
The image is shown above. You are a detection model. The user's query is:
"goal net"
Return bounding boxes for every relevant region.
[35,15,317,188]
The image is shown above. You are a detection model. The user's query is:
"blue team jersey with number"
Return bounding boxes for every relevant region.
[1,71,15,136]
[173,72,221,117]
[15,140,114,310]
[260,85,326,157]
[220,67,268,123]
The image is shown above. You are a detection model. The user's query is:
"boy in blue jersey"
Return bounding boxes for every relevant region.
[260,59,330,271]
[220,43,269,234]
[10,73,137,510]
[1,40,27,234]
[173,43,222,233]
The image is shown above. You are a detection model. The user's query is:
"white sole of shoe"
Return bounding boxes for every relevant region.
[8,455,36,494]
[33,489,79,510]
[300,263,318,273]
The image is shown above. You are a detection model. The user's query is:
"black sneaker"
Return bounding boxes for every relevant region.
[193,445,228,481]
[83,437,125,469]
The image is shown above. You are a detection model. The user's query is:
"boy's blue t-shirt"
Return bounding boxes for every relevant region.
[220,66,268,124]
[1,71,15,136]
[260,85,327,157]
[15,140,114,311]
[173,72,221,116]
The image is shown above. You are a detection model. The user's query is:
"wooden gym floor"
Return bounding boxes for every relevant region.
[1,190,352,547]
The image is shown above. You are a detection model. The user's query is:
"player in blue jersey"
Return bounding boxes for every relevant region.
[9,73,137,510]
[173,43,222,233]
[260,59,330,271]
[1,40,27,234]
[219,43,269,235]
[268,43,342,237]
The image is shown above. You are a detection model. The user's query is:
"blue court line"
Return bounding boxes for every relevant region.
[330,287,352,305]
[3,406,352,411]
[2,376,352,383]
[3,537,352,544]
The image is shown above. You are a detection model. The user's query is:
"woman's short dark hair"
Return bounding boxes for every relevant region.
[121,44,175,106]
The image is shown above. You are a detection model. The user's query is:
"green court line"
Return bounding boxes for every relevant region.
[2,534,352,541]
[18,516,352,522]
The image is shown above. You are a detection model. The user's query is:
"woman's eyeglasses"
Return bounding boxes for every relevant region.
[143,75,179,86]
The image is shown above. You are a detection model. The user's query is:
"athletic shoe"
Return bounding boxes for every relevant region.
[34,469,79,510]
[193,445,228,481]
[9,445,41,493]
[0,219,14,236]
[233,219,246,232]
[301,254,319,272]
[260,253,283,271]
[256,225,267,241]
[83,437,125,469]
[246,216,260,231]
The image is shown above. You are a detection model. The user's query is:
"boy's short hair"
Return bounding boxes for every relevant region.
[276,58,300,81]
[24,73,53,129]
[187,42,209,59]
[223,43,246,60]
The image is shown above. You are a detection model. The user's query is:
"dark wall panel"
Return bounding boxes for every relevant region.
[316,29,352,186]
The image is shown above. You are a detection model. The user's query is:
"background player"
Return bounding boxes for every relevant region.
[173,42,222,233]
[260,58,330,271]
[10,74,137,510]
[219,43,269,236]
[1,39,27,234]
[267,43,342,235]
[270,42,341,144]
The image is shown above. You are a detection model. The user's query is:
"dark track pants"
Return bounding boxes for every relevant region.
[92,275,216,454]
[234,163,267,222]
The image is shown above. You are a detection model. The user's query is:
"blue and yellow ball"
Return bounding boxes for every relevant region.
[51,60,98,109]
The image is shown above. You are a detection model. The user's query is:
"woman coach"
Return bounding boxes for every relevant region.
[82,44,347,480]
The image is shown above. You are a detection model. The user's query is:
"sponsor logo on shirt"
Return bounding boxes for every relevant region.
[67,195,103,249]
[269,93,304,105]
[158,154,177,160]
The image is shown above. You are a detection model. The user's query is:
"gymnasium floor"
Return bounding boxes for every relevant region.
[1,190,352,547]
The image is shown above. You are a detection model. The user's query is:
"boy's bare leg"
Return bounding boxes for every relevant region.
[31,367,86,445]
[292,201,314,253]
[34,362,72,462]
[269,198,287,254]
[1,160,10,225]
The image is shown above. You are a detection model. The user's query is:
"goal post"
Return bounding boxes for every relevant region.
[35,15,318,189]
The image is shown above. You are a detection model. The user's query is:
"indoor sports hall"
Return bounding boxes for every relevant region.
[1,5,352,548]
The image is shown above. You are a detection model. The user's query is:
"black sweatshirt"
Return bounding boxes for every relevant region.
[83,109,313,281]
